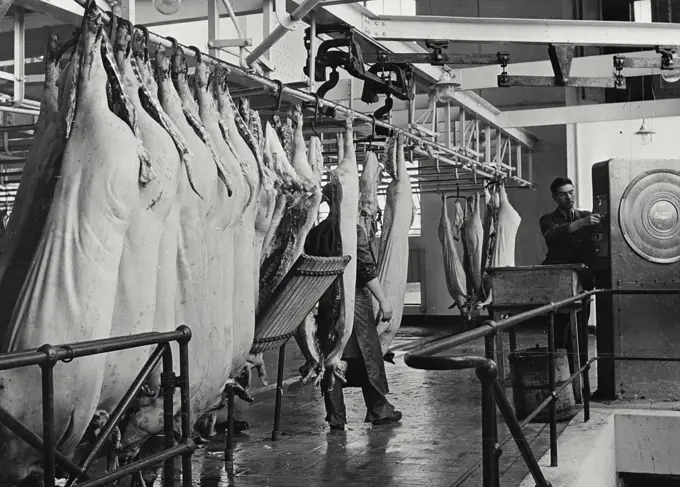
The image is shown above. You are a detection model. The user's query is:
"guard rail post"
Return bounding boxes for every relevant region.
[476,360,499,487]
[161,344,175,487]
[581,297,591,423]
[547,311,557,467]
[484,331,501,486]
[178,326,193,487]
[38,344,59,487]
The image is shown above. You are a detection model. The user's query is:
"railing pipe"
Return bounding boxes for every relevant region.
[162,345,176,487]
[0,329,189,371]
[0,405,85,478]
[38,344,58,487]
[67,343,169,487]
[477,362,499,487]
[547,311,557,467]
[76,443,194,487]
[484,335,501,487]
[492,381,552,487]
[178,335,193,487]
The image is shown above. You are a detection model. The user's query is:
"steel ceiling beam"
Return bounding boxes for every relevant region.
[362,15,680,47]
[309,1,537,150]
[497,99,680,128]
[454,50,659,91]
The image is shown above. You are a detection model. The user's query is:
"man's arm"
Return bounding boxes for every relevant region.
[539,213,582,246]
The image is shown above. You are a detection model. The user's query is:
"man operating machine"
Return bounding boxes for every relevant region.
[539,177,601,376]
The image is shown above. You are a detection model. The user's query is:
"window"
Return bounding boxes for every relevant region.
[633,0,652,22]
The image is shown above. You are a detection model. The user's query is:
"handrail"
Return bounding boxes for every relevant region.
[405,287,680,487]
[0,326,195,487]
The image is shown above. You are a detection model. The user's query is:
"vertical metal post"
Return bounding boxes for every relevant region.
[444,102,452,148]
[581,299,591,423]
[162,345,175,487]
[547,311,558,467]
[178,332,192,487]
[308,12,316,93]
[476,364,498,487]
[225,388,235,474]
[516,144,522,179]
[120,0,136,24]
[484,336,500,487]
[207,0,219,57]
[261,0,274,70]
[495,131,502,167]
[458,111,466,151]
[408,83,416,126]
[13,7,25,108]
[484,124,491,164]
[272,343,287,441]
[38,345,58,487]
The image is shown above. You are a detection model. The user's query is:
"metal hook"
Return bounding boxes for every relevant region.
[273,79,284,112]
[122,19,133,57]
[167,37,185,79]
[133,24,150,63]
[310,93,321,138]
[188,45,202,64]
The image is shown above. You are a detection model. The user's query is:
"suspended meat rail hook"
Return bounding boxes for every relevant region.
[167,37,186,81]
[133,24,150,63]
[310,92,321,139]
[273,79,284,113]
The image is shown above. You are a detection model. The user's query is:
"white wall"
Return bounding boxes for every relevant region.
[575,116,680,209]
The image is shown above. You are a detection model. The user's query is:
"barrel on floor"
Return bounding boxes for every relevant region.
[509,346,578,423]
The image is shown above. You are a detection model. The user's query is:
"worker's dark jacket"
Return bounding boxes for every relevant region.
[304,218,389,395]
[539,207,595,289]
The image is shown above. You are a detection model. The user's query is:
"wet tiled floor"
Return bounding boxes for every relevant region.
[162,324,597,487]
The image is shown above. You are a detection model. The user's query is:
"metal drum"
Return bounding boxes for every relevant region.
[509,346,577,423]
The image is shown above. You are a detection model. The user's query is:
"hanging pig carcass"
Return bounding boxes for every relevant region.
[0,5,148,483]
[374,135,414,356]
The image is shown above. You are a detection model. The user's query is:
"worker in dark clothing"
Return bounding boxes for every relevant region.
[304,183,402,431]
[539,177,601,374]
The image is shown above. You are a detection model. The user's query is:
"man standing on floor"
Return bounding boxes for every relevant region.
[539,177,601,374]
[305,183,402,431]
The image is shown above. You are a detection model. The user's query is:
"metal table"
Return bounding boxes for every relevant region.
[486,264,590,404]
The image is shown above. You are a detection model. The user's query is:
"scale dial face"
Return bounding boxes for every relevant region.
[619,169,680,264]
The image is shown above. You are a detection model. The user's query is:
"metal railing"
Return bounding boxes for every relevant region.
[405,288,680,487]
[0,326,196,487]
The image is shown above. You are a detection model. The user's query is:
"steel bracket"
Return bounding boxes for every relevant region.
[208,38,253,49]
[304,23,413,102]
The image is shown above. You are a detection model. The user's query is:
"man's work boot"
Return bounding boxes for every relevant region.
[372,410,402,426]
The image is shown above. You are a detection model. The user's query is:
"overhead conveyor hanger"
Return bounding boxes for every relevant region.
[497,44,627,90]
[55,0,533,189]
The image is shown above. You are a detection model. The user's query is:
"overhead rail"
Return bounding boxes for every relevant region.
[363,14,680,47]
[56,0,533,188]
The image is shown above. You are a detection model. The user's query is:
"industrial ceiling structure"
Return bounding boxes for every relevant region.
[1,0,680,206]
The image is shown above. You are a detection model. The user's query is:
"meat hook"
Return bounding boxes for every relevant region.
[310,92,321,138]
[368,114,377,152]
[133,24,150,63]
[273,79,284,112]
[167,37,186,79]
[221,66,232,90]
[188,45,202,64]
[121,19,133,57]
